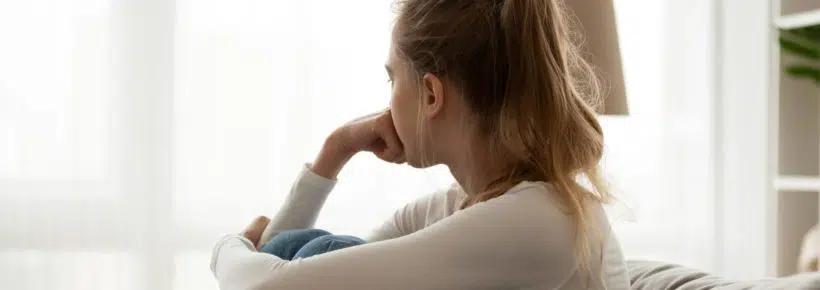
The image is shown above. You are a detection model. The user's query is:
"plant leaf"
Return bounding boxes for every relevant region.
[780,25,820,86]
[791,25,820,40]
[786,65,820,84]
[780,36,820,60]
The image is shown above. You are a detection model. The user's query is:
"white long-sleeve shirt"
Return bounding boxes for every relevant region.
[210,165,630,290]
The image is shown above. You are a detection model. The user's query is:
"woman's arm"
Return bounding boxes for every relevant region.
[257,163,453,245]
[212,185,580,290]
[258,109,405,246]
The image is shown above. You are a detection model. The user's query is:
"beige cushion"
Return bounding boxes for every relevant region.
[628,260,820,290]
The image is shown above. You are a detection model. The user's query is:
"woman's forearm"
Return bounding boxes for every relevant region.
[310,132,355,180]
[259,110,400,246]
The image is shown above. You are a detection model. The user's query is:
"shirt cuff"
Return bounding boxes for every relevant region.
[300,163,337,191]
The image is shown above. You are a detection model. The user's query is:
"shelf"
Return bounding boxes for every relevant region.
[776,9,820,29]
[777,175,820,191]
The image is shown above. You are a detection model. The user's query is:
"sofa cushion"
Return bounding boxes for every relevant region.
[628,260,820,290]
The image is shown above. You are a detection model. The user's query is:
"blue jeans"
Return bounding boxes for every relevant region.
[258,229,366,260]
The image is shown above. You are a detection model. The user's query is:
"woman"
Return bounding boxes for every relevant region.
[210,0,630,288]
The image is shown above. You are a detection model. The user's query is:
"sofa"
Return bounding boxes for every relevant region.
[628,260,820,289]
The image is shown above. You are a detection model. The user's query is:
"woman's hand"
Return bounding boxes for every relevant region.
[242,216,271,249]
[311,109,405,179]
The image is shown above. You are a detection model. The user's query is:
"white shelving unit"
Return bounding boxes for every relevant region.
[775,175,820,191]
[776,9,820,29]
[773,0,820,277]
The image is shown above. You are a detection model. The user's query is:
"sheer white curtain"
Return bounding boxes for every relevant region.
[604,0,717,271]
[0,0,717,289]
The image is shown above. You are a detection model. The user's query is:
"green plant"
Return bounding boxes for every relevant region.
[780,25,820,85]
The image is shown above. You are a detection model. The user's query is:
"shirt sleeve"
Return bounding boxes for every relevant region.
[257,164,337,247]
[365,184,462,242]
[210,185,581,290]
[364,192,434,242]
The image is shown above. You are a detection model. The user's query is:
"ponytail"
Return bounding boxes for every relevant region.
[496,0,607,286]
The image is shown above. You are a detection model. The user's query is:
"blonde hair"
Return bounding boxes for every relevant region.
[394,0,610,286]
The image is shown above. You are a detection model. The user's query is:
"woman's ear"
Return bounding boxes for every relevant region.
[422,73,445,119]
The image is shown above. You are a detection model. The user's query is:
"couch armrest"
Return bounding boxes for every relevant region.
[627,260,820,290]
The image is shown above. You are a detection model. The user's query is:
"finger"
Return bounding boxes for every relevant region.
[374,119,403,161]
[394,154,406,164]
[374,132,402,161]
[242,216,269,240]
[242,216,270,247]
[373,150,397,163]
[375,149,405,164]
[390,150,406,163]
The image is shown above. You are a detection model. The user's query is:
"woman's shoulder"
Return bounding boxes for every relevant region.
[459,181,618,247]
[437,180,616,234]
